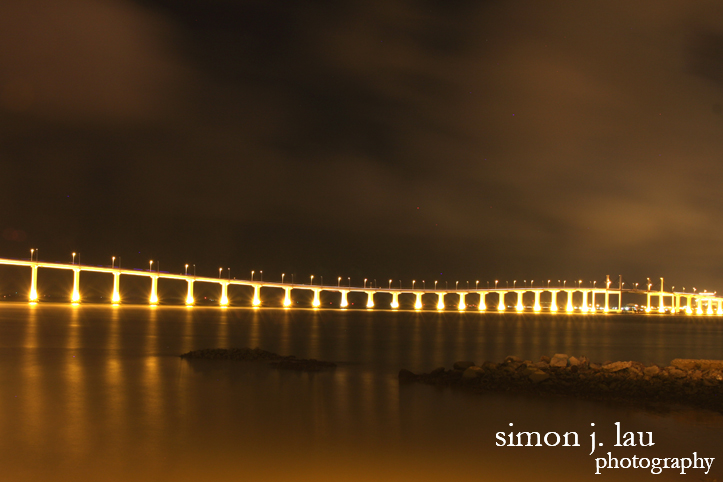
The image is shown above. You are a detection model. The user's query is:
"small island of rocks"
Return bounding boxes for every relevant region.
[399,354,723,413]
[180,347,337,371]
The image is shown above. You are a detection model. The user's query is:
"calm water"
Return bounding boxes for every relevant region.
[1,303,722,481]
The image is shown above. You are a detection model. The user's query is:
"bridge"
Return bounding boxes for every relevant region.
[0,255,720,315]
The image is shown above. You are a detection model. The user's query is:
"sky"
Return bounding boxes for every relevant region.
[2,0,723,292]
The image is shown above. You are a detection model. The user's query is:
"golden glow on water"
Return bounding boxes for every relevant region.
[2,305,723,481]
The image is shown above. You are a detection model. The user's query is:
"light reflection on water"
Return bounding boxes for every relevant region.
[0,303,722,481]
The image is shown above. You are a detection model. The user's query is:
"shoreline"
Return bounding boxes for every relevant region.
[400,355,723,413]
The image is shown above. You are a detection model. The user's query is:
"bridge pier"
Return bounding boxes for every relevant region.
[366,291,374,308]
[581,290,588,313]
[590,291,596,311]
[436,293,445,310]
[284,287,293,307]
[391,292,400,309]
[604,290,609,312]
[516,291,523,312]
[533,291,541,312]
[458,292,466,311]
[549,290,558,312]
[478,292,486,311]
[71,268,81,303]
[312,289,321,308]
[498,291,506,311]
[29,265,38,302]
[566,291,573,312]
[150,275,158,304]
[220,282,229,306]
[112,272,121,304]
[414,292,422,310]
[339,290,348,308]
[252,285,261,306]
[185,279,194,305]
[646,292,651,312]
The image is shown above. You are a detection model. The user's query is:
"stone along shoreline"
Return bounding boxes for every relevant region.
[399,354,723,413]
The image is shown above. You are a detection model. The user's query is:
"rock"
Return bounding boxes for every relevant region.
[550,354,569,367]
[482,361,499,370]
[463,366,484,378]
[430,367,446,376]
[643,366,660,377]
[602,361,632,372]
[671,359,723,372]
[398,369,417,382]
[529,370,550,383]
[505,355,522,363]
[453,361,476,371]
[540,355,551,364]
[535,361,549,369]
[668,368,686,379]
[590,363,602,371]
[568,356,581,367]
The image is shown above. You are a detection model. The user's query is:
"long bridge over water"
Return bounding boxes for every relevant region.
[1,255,720,315]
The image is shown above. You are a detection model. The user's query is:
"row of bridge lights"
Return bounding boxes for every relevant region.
[30,250,621,291]
[29,250,711,312]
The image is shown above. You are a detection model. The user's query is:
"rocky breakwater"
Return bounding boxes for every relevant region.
[399,355,723,412]
[180,347,337,371]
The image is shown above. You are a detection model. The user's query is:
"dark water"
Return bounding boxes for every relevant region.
[1,303,722,481]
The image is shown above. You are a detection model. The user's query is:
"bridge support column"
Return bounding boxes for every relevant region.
[604,290,609,312]
[478,292,486,311]
[659,293,666,314]
[581,290,588,313]
[391,292,399,309]
[717,300,722,315]
[414,292,423,310]
[312,289,321,308]
[550,290,558,312]
[533,291,541,312]
[71,268,81,303]
[566,291,573,312]
[516,291,523,312]
[252,285,261,306]
[112,272,121,304]
[150,276,158,304]
[696,297,703,315]
[498,292,506,311]
[436,293,445,310]
[458,293,466,311]
[366,291,374,309]
[185,280,194,305]
[29,265,38,302]
[220,282,229,306]
[339,290,347,308]
[646,292,651,312]
[590,291,596,311]
[707,299,713,315]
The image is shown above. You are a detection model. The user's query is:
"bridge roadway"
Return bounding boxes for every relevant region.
[1,257,720,315]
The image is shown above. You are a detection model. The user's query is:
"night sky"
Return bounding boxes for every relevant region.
[3,0,723,291]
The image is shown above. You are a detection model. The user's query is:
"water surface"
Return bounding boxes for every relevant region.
[1,303,721,481]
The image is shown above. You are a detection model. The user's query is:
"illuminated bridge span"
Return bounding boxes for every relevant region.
[1,256,720,315]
